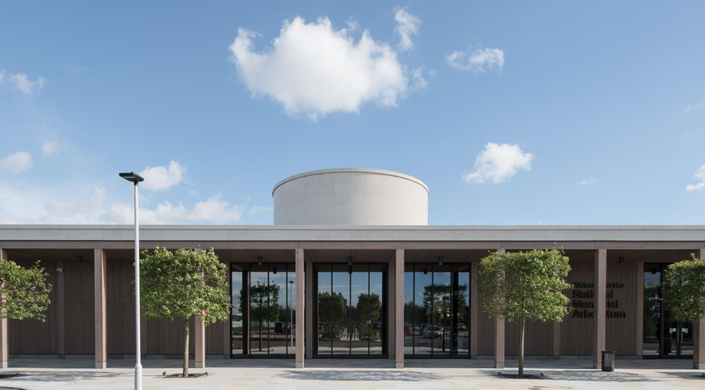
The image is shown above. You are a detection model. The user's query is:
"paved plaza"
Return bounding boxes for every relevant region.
[0,359,703,390]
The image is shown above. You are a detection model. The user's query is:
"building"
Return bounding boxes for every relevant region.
[1,168,704,370]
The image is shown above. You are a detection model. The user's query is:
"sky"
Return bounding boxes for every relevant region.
[1,1,704,225]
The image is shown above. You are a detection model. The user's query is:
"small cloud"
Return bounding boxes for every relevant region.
[394,7,421,52]
[463,142,534,184]
[0,151,33,175]
[104,192,244,224]
[249,205,274,215]
[577,178,596,186]
[9,73,46,95]
[446,47,505,73]
[685,165,705,191]
[410,66,434,92]
[42,141,58,156]
[139,161,185,191]
[685,100,705,114]
[0,69,5,84]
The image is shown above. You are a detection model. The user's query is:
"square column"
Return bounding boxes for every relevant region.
[305,260,313,360]
[470,262,478,358]
[0,248,8,369]
[395,249,404,368]
[593,249,607,369]
[94,249,107,369]
[295,249,305,368]
[494,249,505,369]
[695,249,705,370]
[195,316,205,368]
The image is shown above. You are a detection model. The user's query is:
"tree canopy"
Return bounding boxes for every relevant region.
[0,260,52,321]
[140,247,230,325]
[479,249,572,323]
[664,253,705,323]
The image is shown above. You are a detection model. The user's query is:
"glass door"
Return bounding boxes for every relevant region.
[231,263,296,358]
[314,263,387,358]
[643,263,693,359]
[404,264,471,359]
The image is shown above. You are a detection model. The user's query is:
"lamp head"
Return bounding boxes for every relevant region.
[119,172,144,184]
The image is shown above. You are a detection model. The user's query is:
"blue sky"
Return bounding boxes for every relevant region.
[1,1,704,225]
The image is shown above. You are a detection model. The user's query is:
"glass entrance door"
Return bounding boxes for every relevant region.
[404,264,471,358]
[314,263,387,358]
[231,263,297,357]
[643,263,693,359]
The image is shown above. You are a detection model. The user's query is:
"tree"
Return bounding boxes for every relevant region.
[664,253,705,325]
[140,248,229,378]
[479,249,571,378]
[0,259,52,321]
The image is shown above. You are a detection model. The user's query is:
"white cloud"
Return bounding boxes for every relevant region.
[139,161,185,191]
[104,193,244,224]
[685,100,705,114]
[0,69,5,84]
[446,48,505,73]
[394,7,421,51]
[0,179,246,225]
[463,143,534,184]
[9,73,46,95]
[42,141,58,155]
[249,205,273,215]
[685,165,705,191]
[229,16,412,120]
[0,151,33,175]
[410,67,431,92]
[577,178,596,186]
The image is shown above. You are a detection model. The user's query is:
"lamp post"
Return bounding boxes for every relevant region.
[119,172,144,390]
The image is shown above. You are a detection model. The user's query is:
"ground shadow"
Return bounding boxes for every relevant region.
[658,371,705,381]
[281,369,442,382]
[0,371,126,383]
[534,370,653,382]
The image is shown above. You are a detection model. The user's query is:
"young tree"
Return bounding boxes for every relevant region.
[140,248,229,378]
[355,293,381,340]
[664,254,705,368]
[479,249,571,378]
[0,259,52,369]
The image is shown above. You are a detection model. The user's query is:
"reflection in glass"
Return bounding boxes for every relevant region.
[643,268,661,357]
[404,271,415,356]
[249,270,270,355]
[317,265,332,355]
[231,270,244,354]
[415,268,432,356]
[369,271,384,354]
[269,266,286,355]
[456,270,470,356]
[433,268,451,357]
[332,270,350,355]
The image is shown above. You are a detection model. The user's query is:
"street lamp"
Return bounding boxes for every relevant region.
[119,172,144,390]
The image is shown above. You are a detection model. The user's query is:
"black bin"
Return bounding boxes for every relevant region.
[601,350,616,372]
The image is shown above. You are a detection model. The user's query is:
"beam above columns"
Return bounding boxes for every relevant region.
[295,249,305,368]
[593,249,607,369]
[395,249,404,369]
[94,249,107,369]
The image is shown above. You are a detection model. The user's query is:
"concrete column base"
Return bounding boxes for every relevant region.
[593,362,601,369]
[494,362,504,369]
[195,362,205,369]
[694,362,705,370]
[295,362,304,369]
[395,362,403,369]
[95,361,107,369]
[1,361,7,369]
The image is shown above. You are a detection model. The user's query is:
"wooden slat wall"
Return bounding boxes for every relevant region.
[206,320,225,355]
[560,259,594,356]
[505,320,553,356]
[605,257,637,356]
[8,259,59,355]
[107,259,196,355]
[477,290,495,355]
[64,259,95,355]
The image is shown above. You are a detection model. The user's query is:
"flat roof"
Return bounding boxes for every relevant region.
[1,225,704,243]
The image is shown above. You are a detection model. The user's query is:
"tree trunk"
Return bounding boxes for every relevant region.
[519,318,525,379]
[183,318,190,378]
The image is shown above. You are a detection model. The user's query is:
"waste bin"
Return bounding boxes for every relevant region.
[601,350,616,372]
